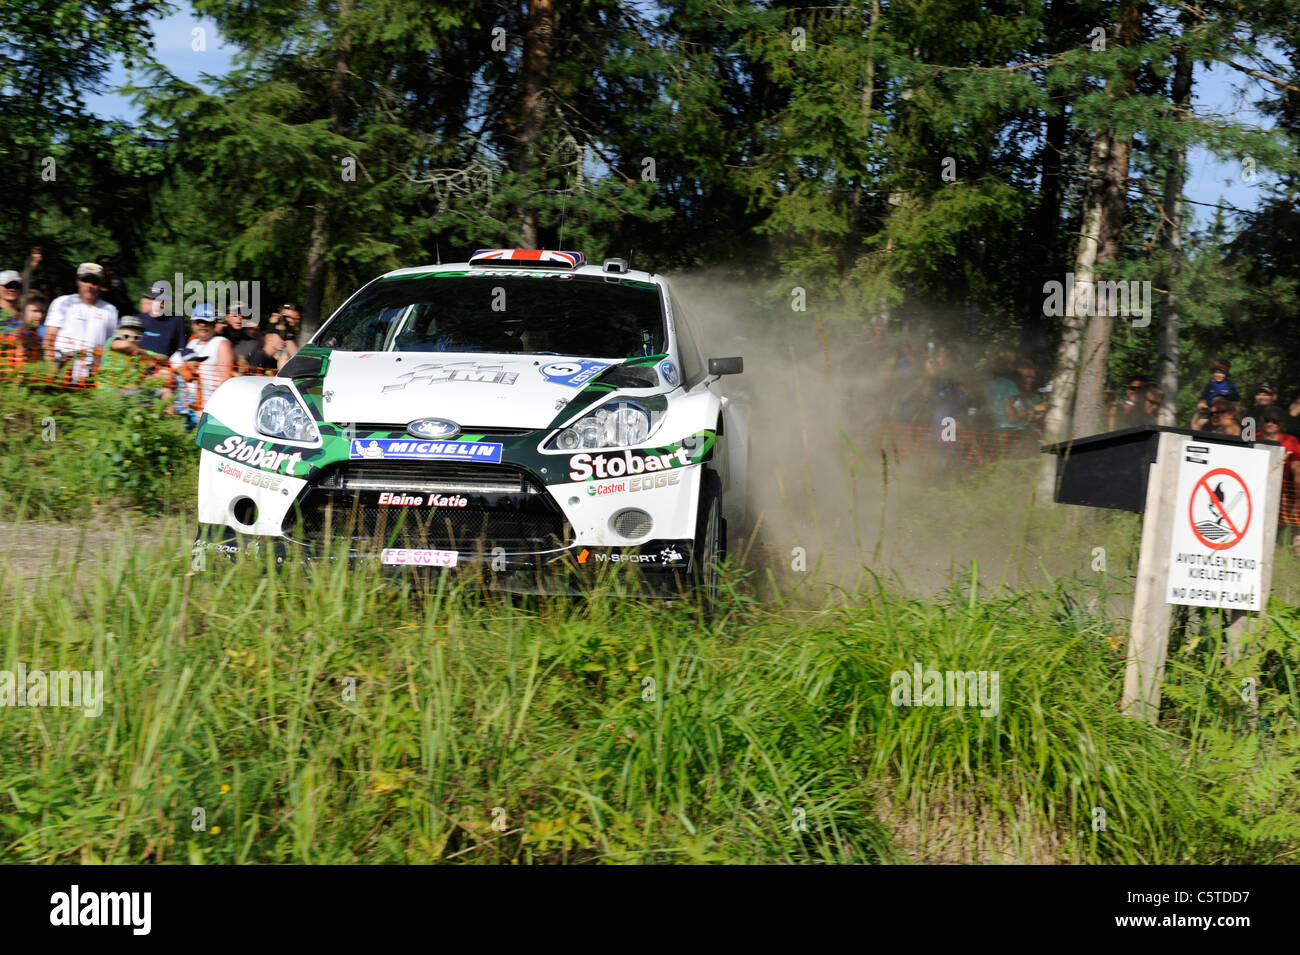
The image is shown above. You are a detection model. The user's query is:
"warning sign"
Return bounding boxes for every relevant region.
[1188,468,1251,549]
[1167,443,1269,610]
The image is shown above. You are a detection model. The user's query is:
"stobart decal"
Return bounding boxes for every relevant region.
[567,447,691,481]
[213,435,306,474]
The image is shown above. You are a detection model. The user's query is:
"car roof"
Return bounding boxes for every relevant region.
[378,261,668,289]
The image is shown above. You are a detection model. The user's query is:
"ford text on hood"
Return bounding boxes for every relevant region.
[191,250,748,601]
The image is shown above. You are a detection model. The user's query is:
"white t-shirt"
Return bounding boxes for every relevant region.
[180,335,233,406]
[47,294,120,381]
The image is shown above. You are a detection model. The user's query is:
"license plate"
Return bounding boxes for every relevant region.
[380,548,458,567]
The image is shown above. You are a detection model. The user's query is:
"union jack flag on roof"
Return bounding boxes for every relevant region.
[469,249,586,268]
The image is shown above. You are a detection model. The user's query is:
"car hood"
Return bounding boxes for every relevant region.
[317,351,621,429]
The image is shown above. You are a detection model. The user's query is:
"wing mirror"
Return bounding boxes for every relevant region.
[707,357,743,376]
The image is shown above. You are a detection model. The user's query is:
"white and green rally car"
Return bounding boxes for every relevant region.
[193,249,748,599]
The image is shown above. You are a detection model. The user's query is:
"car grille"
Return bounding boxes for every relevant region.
[284,461,572,553]
[318,461,528,495]
[347,425,534,438]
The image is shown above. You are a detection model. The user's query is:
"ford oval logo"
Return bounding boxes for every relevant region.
[407,418,460,439]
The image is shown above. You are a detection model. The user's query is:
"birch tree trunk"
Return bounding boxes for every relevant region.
[1157,11,1194,427]
[1067,2,1140,438]
[1036,130,1109,502]
[1070,127,1132,437]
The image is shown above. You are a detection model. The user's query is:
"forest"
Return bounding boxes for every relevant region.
[3,0,1300,442]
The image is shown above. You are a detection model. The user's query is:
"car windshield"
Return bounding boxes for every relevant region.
[315,273,666,358]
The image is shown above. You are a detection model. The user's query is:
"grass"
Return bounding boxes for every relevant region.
[0,378,196,521]
[2,520,1299,864]
[2,377,1299,864]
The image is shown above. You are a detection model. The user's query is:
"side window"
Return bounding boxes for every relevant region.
[668,291,706,387]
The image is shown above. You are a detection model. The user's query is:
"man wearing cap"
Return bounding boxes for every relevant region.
[178,303,234,407]
[135,281,188,358]
[96,315,161,394]
[1251,382,1277,408]
[1245,382,1281,431]
[0,270,22,322]
[43,262,120,381]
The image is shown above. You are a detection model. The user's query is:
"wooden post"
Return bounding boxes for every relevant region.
[1122,432,1185,722]
[1224,609,1249,665]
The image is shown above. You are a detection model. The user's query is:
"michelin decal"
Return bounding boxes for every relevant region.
[350,438,503,462]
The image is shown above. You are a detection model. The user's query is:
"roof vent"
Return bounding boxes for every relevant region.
[602,257,629,274]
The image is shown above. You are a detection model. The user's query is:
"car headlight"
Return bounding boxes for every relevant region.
[550,398,665,450]
[256,392,319,442]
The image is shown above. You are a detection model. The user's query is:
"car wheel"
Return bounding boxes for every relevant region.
[693,471,726,613]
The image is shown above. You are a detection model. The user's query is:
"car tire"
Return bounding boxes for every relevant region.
[693,470,726,614]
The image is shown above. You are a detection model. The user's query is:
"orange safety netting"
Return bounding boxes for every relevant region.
[876,422,1041,471]
[1281,477,1300,527]
[0,331,278,417]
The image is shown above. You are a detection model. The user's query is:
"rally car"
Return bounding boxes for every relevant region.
[193,249,748,603]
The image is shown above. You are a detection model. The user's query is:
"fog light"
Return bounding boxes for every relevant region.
[610,508,653,539]
[231,497,258,527]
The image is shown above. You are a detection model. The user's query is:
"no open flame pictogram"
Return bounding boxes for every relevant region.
[1188,467,1252,550]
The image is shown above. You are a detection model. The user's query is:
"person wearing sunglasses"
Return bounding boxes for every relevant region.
[1138,385,1164,424]
[96,314,164,394]
[181,303,235,407]
[1111,375,1149,428]
[43,262,120,382]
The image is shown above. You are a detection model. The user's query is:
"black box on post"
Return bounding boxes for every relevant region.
[1041,425,1263,513]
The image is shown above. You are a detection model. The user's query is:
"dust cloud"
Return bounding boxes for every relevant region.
[669,271,1130,598]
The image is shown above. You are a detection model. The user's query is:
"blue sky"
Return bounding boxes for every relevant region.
[83,8,236,118]
[83,6,1277,224]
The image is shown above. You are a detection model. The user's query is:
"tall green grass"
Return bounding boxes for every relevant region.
[2,377,1298,863]
[0,379,196,520]
[2,521,1298,864]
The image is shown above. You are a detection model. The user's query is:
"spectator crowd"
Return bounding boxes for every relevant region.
[0,249,305,427]
[881,338,1300,557]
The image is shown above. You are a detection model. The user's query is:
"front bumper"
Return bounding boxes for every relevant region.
[192,523,697,595]
[194,443,702,594]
